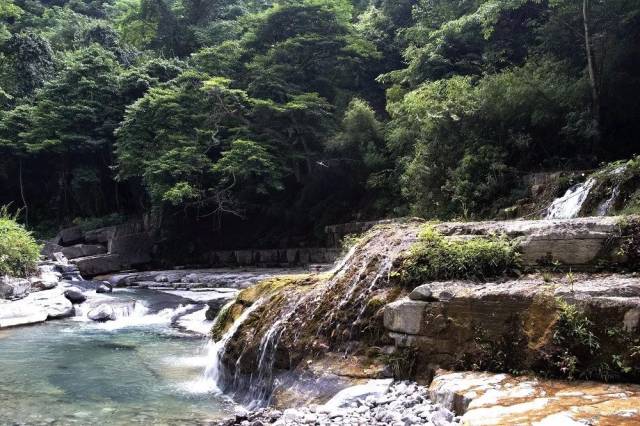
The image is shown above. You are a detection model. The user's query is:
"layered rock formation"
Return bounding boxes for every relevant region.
[429,370,640,425]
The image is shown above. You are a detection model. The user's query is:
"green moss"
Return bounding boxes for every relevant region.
[211,302,234,340]
[237,274,311,306]
[398,225,520,286]
[0,207,41,277]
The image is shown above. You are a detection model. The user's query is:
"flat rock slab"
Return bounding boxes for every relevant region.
[430,370,640,425]
[0,287,73,328]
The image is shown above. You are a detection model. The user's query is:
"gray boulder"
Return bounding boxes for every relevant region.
[409,285,433,301]
[0,277,31,300]
[96,282,113,293]
[64,288,87,304]
[61,244,107,260]
[87,304,115,322]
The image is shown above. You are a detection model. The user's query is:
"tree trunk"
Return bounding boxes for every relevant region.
[18,158,28,227]
[583,0,600,128]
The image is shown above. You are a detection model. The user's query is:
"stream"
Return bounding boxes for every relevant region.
[0,287,241,425]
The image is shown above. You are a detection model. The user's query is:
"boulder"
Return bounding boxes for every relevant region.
[408,285,433,301]
[96,282,113,293]
[64,288,87,304]
[0,277,31,300]
[87,304,115,322]
[41,242,64,260]
[107,226,152,266]
[55,226,84,245]
[61,244,107,260]
[84,226,115,244]
[71,254,123,277]
[43,294,74,319]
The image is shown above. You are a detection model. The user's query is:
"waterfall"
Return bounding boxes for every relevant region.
[544,178,596,219]
[596,186,620,216]
[198,299,265,393]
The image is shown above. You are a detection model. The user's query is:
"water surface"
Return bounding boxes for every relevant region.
[0,290,237,425]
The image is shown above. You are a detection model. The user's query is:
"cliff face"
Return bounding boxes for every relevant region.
[213,216,640,408]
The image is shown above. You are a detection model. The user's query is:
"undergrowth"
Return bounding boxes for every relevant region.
[0,206,41,278]
[398,225,520,286]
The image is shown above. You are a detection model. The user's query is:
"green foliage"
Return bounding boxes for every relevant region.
[0,207,40,277]
[381,347,417,379]
[399,225,520,286]
[542,299,640,382]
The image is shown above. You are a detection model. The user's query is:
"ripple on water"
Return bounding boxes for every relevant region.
[0,290,238,425]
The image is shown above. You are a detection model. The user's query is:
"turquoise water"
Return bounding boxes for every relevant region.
[0,295,237,425]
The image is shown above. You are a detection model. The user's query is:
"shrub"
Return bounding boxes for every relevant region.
[0,207,40,277]
[398,225,520,286]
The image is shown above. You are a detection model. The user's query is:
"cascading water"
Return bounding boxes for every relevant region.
[545,178,596,219]
[205,225,420,407]
[198,299,266,393]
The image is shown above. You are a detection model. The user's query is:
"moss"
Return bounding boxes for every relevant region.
[398,225,520,287]
[237,274,311,306]
[0,207,41,278]
[211,302,234,340]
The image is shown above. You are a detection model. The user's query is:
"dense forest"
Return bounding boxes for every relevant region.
[1,0,639,248]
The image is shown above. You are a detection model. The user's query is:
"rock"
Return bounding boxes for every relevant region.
[87,304,115,322]
[64,288,87,304]
[206,298,232,320]
[324,379,393,410]
[61,244,107,260]
[434,216,626,268]
[96,282,113,293]
[409,285,433,301]
[0,301,48,328]
[430,409,454,426]
[41,242,64,260]
[384,274,640,374]
[429,370,640,425]
[0,277,31,300]
[43,294,74,319]
[71,254,123,277]
[55,226,84,245]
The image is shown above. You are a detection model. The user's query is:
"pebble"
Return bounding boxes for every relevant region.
[220,381,461,425]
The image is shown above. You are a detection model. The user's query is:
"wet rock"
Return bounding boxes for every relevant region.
[96,283,113,294]
[63,288,87,304]
[43,294,74,319]
[87,304,116,322]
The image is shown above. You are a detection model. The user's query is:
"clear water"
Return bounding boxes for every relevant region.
[0,291,237,425]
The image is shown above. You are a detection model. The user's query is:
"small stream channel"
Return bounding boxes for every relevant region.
[0,287,241,425]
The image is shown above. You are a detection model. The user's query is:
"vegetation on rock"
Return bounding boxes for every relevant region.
[398,225,520,286]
